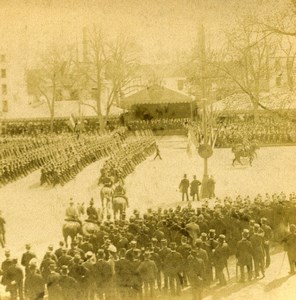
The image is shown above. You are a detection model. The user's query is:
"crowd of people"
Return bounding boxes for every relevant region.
[0,118,121,136]
[126,118,189,131]
[1,191,296,300]
[125,116,296,148]
[215,118,296,147]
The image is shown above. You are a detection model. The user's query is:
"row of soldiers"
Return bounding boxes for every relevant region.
[40,130,128,186]
[0,128,128,187]
[100,137,156,182]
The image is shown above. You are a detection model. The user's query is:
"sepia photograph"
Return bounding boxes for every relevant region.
[1,0,296,299]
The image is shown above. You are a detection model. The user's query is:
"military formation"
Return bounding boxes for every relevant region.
[1,191,296,300]
[0,128,128,187]
[40,131,125,187]
[99,136,156,183]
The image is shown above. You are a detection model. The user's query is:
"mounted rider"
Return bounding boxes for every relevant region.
[98,169,113,187]
[113,182,129,207]
[65,199,82,225]
[86,198,99,223]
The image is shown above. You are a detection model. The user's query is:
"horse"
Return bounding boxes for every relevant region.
[62,221,82,247]
[232,143,259,166]
[112,196,127,220]
[82,221,100,237]
[100,186,114,210]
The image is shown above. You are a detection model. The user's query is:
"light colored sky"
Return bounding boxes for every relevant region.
[0,0,290,65]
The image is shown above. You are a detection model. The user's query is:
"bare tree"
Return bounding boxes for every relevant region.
[77,27,140,132]
[27,44,77,132]
[213,19,277,121]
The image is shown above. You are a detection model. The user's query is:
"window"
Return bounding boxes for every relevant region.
[2,100,8,112]
[1,69,6,78]
[0,55,5,62]
[2,84,7,95]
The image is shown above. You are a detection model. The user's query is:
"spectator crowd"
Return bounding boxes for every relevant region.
[1,191,296,300]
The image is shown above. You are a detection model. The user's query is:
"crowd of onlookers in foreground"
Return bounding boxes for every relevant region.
[1,191,296,300]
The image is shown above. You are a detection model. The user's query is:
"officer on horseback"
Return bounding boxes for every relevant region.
[65,199,82,225]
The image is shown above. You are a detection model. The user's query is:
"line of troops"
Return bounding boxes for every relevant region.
[99,137,157,183]
[2,192,296,300]
[40,135,122,187]
[0,135,61,187]
[0,128,128,188]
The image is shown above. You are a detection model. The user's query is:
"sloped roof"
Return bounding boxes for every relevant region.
[212,91,296,112]
[120,85,192,108]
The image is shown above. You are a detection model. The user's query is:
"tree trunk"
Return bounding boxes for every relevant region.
[252,100,259,123]
[50,112,54,133]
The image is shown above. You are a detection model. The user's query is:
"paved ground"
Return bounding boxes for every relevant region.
[0,135,296,299]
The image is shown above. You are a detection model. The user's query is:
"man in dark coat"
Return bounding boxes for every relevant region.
[46,264,61,300]
[24,264,45,300]
[190,175,202,201]
[249,224,265,278]
[137,251,158,299]
[6,258,24,300]
[92,249,113,299]
[186,248,205,300]
[236,229,253,282]
[115,248,133,300]
[261,217,273,268]
[207,176,216,199]
[59,265,78,300]
[213,235,230,286]
[86,198,99,221]
[164,242,183,296]
[282,223,296,274]
[21,244,37,274]
[1,249,13,288]
[179,174,190,201]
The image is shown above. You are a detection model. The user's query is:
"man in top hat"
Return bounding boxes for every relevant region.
[236,229,253,282]
[190,175,202,201]
[179,174,190,201]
